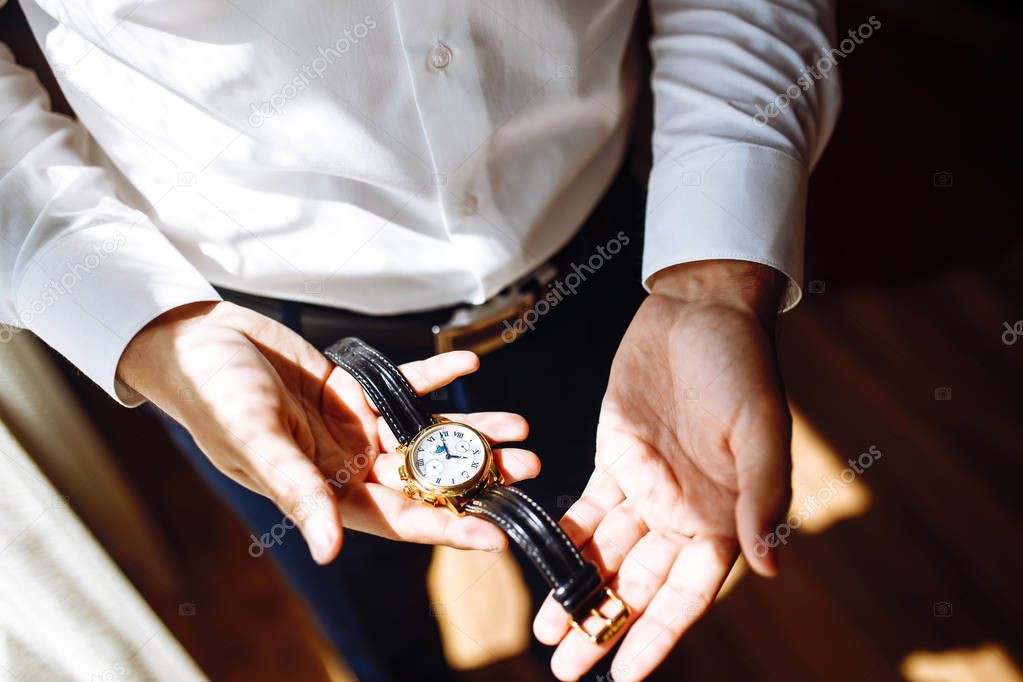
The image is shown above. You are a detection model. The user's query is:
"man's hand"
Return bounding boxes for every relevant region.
[117,301,540,564]
[533,260,792,681]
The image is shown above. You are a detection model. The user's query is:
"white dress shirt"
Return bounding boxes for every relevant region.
[0,0,840,403]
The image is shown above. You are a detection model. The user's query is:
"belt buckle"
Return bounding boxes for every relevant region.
[431,288,537,356]
[569,588,630,645]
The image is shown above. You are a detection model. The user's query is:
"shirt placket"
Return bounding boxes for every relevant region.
[389,2,493,235]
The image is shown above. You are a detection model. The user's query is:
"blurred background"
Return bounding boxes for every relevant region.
[1,0,1020,680]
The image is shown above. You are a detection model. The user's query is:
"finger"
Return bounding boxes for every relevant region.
[610,537,735,682]
[340,482,507,552]
[448,411,530,443]
[399,351,479,395]
[373,447,540,488]
[534,474,625,645]
[732,406,792,577]
[243,432,344,565]
[533,501,645,645]
[549,533,734,682]
[558,472,627,547]
[321,350,478,430]
[376,411,530,452]
[492,448,541,481]
[546,531,683,681]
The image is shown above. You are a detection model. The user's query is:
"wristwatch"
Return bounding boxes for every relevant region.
[324,337,629,643]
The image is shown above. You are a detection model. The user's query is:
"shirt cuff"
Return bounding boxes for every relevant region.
[13,220,221,406]
[642,144,808,312]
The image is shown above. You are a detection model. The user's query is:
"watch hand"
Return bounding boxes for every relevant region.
[437,432,454,459]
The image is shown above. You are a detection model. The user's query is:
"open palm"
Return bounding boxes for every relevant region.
[534,293,792,681]
[118,301,540,565]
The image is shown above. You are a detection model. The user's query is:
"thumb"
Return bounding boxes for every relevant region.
[732,407,792,577]
[247,432,344,564]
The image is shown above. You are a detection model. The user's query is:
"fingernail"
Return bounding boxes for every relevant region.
[305,515,336,564]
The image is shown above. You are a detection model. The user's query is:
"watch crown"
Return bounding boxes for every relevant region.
[398,465,408,481]
[403,484,418,498]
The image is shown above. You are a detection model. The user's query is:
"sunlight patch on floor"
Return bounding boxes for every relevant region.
[427,547,531,669]
[789,407,874,533]
[901,643,1023,682]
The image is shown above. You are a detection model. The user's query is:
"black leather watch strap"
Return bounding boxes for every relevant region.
[323,337,625,638]
[465,485,607,620]
[323,337,434,446]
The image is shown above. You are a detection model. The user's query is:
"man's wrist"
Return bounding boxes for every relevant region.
[115,300,220,389]
[648,260,786,324]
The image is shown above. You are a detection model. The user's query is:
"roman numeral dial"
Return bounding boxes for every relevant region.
[411,422,488,488]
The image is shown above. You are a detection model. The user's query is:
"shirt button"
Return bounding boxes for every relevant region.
[429,43,452,70]
[461,193,479,216]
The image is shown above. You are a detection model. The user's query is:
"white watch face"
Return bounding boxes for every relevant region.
[412,424,487,488]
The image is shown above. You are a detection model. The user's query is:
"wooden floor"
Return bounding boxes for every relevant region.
[24,0,1022,679]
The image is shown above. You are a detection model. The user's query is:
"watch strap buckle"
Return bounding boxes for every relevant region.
[569,588,630,644]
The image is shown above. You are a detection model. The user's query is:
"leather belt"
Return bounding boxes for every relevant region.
[217,262,556,358]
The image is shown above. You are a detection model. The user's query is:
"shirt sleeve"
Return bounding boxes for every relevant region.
[644,0,844,310]
[0,41,221,405]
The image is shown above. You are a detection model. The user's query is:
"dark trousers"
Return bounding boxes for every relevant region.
[157,171,647,682]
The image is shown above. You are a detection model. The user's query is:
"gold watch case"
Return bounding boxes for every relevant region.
[397,418,503,514]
